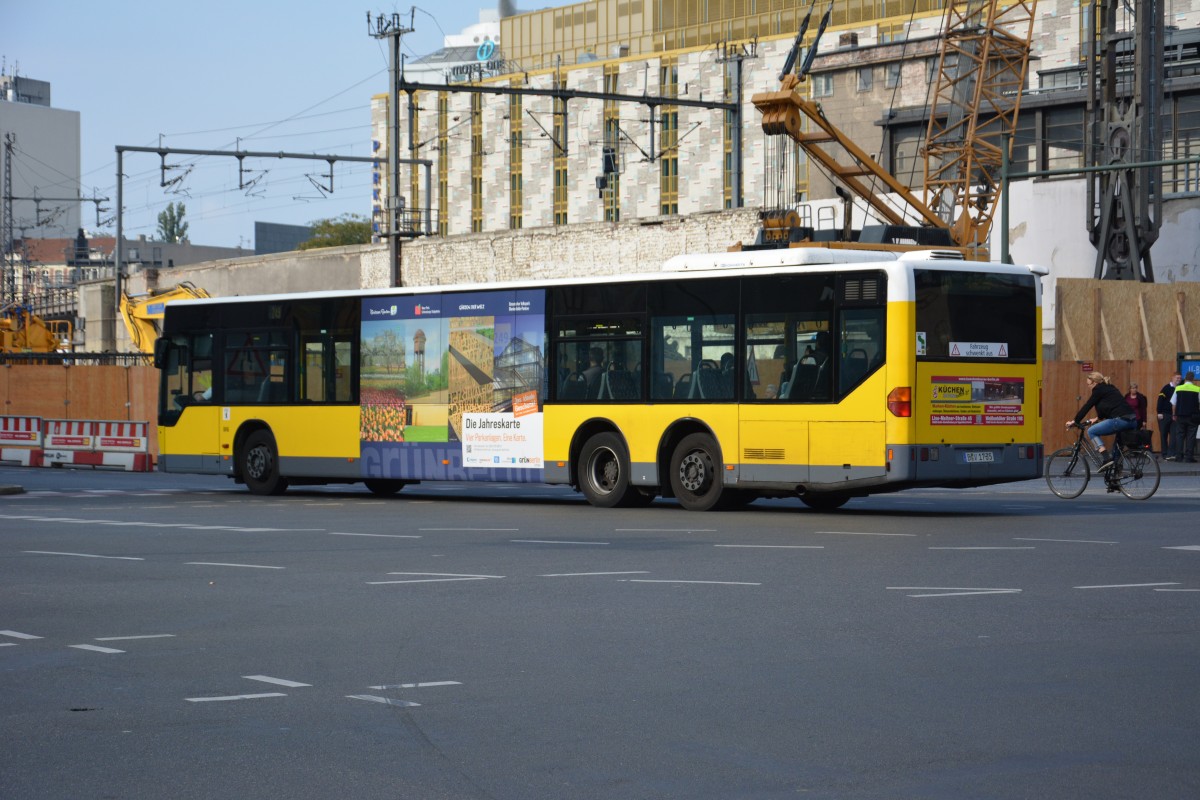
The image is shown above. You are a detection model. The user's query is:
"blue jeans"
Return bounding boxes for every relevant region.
[1088,416,1136,451]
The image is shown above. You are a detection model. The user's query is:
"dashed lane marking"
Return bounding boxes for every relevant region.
[1074,582,1180,590]
[95,634,174,641]
[0,630,42,640]
[540,571,650,577]
[186,693,288,703]
[69,644,125,654]
[243,675,312,688]
[888,587,1022,598]
[814,530,916,537]
[1015,537,1118,544]
[511,539,609,545]
[185,562,285,570]
[368,572,504,585]
[620,579,761,586]
[347,695,421,707]
[24,550,144,561]
[714,544,824,549]
[929,546,1036,550]
[329,532,421,539]
[369,681,461,689]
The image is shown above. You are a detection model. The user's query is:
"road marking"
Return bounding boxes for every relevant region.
[347,695,421,707]
[95,634,175,641]
[888,587,1022,598]
[185,562,285,570]
[714,544,824,549]
[369,572,504,585]
[0,630,42,640]
[1074,582,1180,590]
[329,532,422,539]
[69,644,125,654]
[369,681,461,689]
[541,571,650,577]
[511,539,609,545]
[0,643,16,647]
[419,527,518,532]
[616,528,716,533]
[186,693,287,703]
[1014,537,1118,544]
[1155,588,1200,592]
[814,530,916,537]
[24,550,144,561]
[1164,546,1200,551]
[243,675,312,688]
[620,579,761,586]
[929,546,1036,550]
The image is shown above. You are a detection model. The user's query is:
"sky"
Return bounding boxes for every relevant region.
[9,0,571,250]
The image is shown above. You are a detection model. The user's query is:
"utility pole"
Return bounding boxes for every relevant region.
[369,11,415,287]
[2,133,13,304]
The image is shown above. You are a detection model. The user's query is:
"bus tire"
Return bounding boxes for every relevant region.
[669,432,725,512]
[800,492,849,511]
[364,479,406,496]
[241,430,288,496]
[579,432,639,508]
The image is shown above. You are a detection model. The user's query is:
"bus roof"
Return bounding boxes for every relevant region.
[168,250,1044,309]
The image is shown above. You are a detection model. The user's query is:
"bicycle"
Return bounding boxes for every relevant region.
[1045,420,1160,500]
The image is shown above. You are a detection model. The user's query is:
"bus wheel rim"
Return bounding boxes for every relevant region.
[679,451,710,493]
[588,447,620,494]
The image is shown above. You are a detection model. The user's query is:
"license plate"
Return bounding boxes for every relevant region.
[964,451,995,464]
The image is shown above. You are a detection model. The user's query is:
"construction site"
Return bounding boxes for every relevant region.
[2,0,1199,462]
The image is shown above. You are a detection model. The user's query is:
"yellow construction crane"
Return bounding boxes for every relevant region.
[120,281,210,354]
[751,0,1037,258]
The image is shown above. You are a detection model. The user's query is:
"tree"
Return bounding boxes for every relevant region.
[156,202,189,243]
[298,213,372,250]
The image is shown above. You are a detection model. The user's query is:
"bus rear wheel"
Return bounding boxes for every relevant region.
[240,430,288,496]
[364,479,406,497]
[579,432,642,508]
[670,433,725,512]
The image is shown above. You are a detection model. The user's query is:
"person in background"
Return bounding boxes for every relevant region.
[1167,372,1200,463]
[1124,383,1147,429]
[1068,370,1137,471]
[1157,372,1181,457]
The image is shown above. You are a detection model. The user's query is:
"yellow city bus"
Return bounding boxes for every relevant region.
[154,247,1043,510]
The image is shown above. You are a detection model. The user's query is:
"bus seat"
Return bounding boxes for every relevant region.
[604,370,638,400]
[559,372,588,400]
[673,373,693,399]
[652,372,674,400]
[844,349,869,388]
[695,367,728,400]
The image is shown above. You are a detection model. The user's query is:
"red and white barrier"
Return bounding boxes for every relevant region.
[41,418,151,472]
[0,415,44,467]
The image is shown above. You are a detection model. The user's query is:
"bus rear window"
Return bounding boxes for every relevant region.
[915,270,1037,361]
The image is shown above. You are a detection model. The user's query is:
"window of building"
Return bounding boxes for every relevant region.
[509,90,523,229]
[553,94,568,225]
[471,94,483,233]
[885,62,901,89]
[437,93,449,237]
[812,73,834,98]
[857,67,873,92]
[659,58,679,216]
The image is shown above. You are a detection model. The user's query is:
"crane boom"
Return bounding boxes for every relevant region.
[120,282,210,354]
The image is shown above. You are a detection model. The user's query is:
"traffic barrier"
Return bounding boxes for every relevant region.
[0,415,44,467]
[41,419,151,472]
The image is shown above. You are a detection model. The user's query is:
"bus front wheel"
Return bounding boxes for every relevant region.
[670,433,725,511]
[579,432,642,508]
[240,430,288,496]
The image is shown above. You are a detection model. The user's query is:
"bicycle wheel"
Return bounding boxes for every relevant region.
[1046,447,1089,499]
[1115,450,1160,500]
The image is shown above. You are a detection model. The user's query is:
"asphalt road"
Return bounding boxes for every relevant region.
[2,465,1198,799]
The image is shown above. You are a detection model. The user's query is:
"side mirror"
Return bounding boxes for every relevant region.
[152,338,169,369]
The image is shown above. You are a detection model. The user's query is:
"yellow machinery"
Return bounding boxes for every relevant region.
[120,282,210,354]
[751,0,1037,258]
[0,303,72,353]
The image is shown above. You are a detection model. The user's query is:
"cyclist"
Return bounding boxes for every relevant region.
[1068,370,1137,471]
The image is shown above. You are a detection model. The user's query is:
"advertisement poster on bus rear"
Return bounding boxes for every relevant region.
[928,375,1025,426]
[358,289,546,481]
